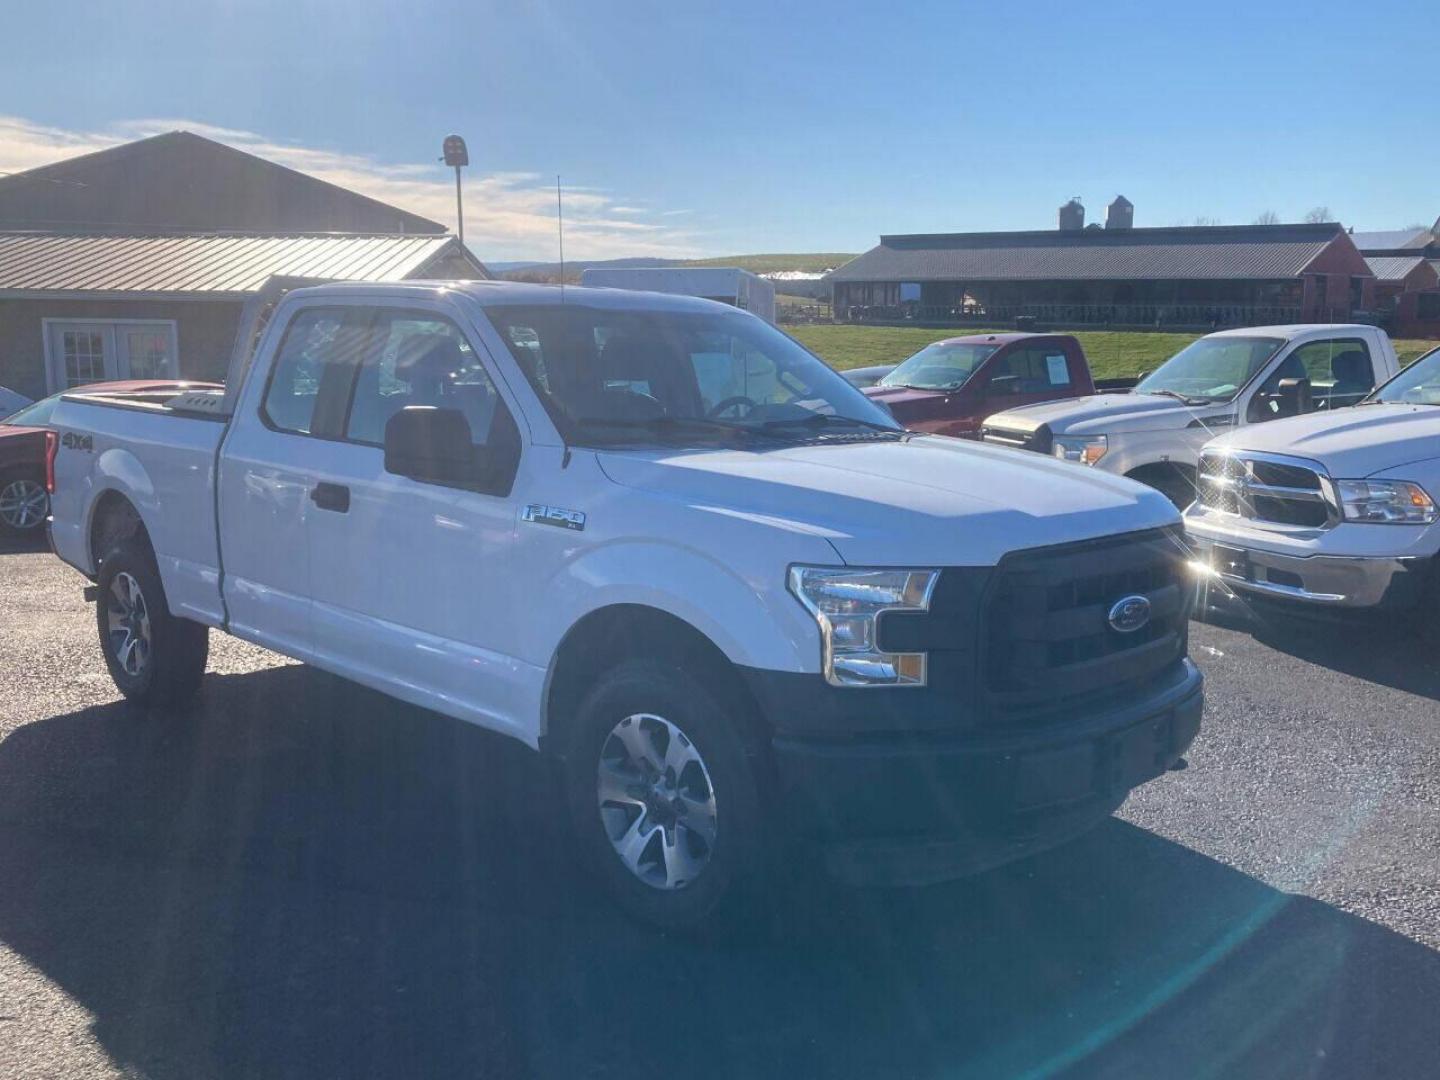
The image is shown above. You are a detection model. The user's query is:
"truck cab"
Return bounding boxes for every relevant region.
[981,325,1402,506]
[863,333,1093,438]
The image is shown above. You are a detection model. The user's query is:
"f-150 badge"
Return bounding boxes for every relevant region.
[522,504,586,531]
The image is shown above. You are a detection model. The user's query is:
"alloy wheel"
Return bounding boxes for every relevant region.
[106,571,152,677]
[597,713,718,890]
[0,478,47,530]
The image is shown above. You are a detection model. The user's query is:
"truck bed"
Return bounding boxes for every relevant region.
[48,392,229,628]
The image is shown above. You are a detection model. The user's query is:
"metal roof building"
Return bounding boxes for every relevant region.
[1352,220,1440,338]
[829,217,1374,330]
[0,132,490,399]
[0,232,477,298]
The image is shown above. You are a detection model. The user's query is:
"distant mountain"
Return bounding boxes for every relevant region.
[497,253,855,287]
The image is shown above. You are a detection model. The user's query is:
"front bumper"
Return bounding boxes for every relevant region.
[763,660,1203,886]
[1187,533,1425,608]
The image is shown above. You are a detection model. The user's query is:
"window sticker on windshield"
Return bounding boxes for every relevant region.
[1046,354,1070,385]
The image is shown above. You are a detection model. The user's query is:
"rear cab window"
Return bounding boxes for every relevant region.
[262,308,370,436]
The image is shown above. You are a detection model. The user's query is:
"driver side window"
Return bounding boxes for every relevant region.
[1249,338,1375,421]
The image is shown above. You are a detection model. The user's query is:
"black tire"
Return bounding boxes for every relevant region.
[95,539,209,707]
[558,658,770,932]
[0,468,49,535]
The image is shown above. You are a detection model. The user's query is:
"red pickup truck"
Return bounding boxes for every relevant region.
[863,333,1095,438]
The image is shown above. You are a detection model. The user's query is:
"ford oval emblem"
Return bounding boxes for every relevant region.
[1107,594,1152,634]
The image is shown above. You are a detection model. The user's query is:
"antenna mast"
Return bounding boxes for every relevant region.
[556,175,565,300]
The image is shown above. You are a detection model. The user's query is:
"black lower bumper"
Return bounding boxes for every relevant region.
[764,660,1203,885]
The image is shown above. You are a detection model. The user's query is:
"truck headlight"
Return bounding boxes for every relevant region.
[788,567,939,687]
[1336,480,1437,524]
[1053,434,1108,465]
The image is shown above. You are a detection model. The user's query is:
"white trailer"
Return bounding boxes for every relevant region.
[580,266,777,324]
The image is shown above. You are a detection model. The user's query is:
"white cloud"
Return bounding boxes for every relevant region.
[0,115,703,261]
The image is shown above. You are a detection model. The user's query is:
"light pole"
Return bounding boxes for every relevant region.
[441,134,469,245]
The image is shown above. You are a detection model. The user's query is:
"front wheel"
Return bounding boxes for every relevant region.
[560,659,768,931]
[96,540,209,706]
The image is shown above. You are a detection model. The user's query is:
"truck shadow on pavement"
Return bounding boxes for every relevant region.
[1,664,1438,1079]
[1197,597,1440,703]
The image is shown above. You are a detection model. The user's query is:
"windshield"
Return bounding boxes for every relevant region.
[0,395,59,427]
[483,304,899,446]
[1372,346,1440,405]
[878,341,999,390]
[1136,336,1283,402]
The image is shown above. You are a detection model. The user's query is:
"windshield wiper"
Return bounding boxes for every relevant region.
[573,416,780,445]
[1143,388,1214,406]
[758,413,903,435]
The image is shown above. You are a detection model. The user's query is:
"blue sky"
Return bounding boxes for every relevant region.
[1,0,1437,261]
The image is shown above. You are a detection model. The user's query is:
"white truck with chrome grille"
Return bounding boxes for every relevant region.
[1187,345,1440,621]
[45,280,1202,930]
[982,325,1402,507]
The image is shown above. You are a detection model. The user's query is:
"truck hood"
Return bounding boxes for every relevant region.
[987,392,1219,436]
[1206,404,1440,478]
[863,385,946,408]
[595,435,1178,566]
[862,384,949,421]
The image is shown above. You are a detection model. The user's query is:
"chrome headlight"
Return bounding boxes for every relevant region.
[788,567,939,687]
[1336,480,1437,524]
[1053,434,1108,465]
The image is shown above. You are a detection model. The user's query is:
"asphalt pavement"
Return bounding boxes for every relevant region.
[2,535,1439,1079]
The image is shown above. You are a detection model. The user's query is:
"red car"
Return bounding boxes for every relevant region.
[863,333,1095,438]
[0,380,218,535]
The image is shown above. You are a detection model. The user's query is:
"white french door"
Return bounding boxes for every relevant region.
[45,320,179,392]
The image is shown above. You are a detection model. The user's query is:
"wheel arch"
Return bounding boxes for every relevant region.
[88,488,151,569]
[1126,460,1198,508]
[542,603,768,757]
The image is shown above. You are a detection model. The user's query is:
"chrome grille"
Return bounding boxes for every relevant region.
[981,424,1051,454]
[1197,451,1334,528]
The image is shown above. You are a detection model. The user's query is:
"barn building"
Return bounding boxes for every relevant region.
[0,131,488,399]
[1352,221,1440,338]
[829,199,1376,331]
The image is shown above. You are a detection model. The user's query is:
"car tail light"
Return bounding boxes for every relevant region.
[44,430,58,494]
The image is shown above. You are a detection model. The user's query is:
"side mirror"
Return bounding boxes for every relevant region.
[384,406,483,485]
[986,374,1021,397]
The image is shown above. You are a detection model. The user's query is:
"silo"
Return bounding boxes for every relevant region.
[1058,198,1085,231]
[1106,195,1134,230]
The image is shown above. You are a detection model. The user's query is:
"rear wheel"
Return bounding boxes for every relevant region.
[95,539,209,706]
[559,659,769,931]
[0,471,48,534]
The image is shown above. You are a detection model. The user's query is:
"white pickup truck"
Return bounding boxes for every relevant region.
[46,280,1202,929]
[1187,344,1440,621]
[981,325,1402,506]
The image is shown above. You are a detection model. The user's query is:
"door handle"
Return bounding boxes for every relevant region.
[310,482,350,513]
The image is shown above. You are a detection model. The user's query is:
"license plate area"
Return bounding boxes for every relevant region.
[1208,543,1253,581]
[1014,713,1175,812]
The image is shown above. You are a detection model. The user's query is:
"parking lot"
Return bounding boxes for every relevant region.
[2,536,1439,1080]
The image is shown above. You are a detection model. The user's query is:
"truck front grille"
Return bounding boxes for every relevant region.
[980,423,1051,454]
[978,528,1191,727]
[1197,451,1333,529]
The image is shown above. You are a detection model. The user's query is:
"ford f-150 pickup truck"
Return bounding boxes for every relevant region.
[981,325,1402,507]
[862,333,1096,438]
[1187,344,1440,622]
[47,280,1202,929]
